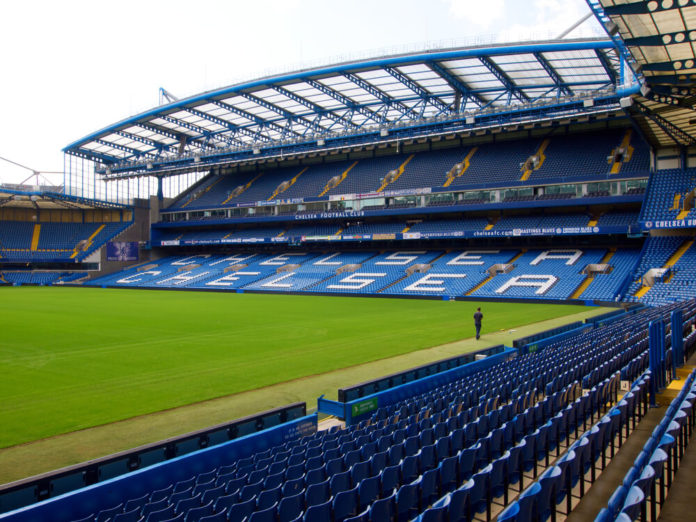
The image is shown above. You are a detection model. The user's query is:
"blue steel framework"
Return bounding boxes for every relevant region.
[587,0,696,148]
[63,39,639,204]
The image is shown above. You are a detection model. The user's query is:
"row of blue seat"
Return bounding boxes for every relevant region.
[598,368,696,522]
[494,374,651,522]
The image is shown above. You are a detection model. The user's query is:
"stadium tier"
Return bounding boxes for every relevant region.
[165,129,650,212]
[87,247,652,302]
[5,301,694,521]
[152,210,640,247]
[0,221,132,263]
[640,169,696,223]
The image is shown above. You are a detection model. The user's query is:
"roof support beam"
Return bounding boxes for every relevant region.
[115,131,176,155]
[95,139,154,160]
[640,74,696,85]
[342,72,414,119]
[478,56,530,103]
[208,99,302,140]
[630,99,695,146]
[138,123,182,142]
[159,115,224,150]
[623,31,693,47]
[534,53,572,97]
[383,66,452,115]
[70,149,118,165]
[427,61,487,110]
[644,89,696,110]
[303,79,384,125]
[270,85,357,131]
[603,2,683,15]
[239,92,320,135]
[184,107,259,145]
[595,49,619,86]
[641,61,687,72]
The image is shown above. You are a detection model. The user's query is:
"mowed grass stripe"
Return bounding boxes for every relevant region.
[1,286,593,449]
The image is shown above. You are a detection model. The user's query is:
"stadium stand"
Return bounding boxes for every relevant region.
[163,128,651,215]
[11,9,696,520]
[5,300,693,522]
[640,169,696,223]
[89,246,649,303]
[0,220,132,262]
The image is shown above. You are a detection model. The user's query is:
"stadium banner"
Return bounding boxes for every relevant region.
[351,397,378,418]
[294,210,365,220]
[300,235,341,242]
[643,219,696,230]
[160,240,180,246]
[471,225,624,238]
[106,241,139,261]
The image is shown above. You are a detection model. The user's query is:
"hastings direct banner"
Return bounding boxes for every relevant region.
[106,241,139,261]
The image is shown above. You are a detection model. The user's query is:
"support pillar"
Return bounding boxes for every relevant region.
[649,319,666,406]
[671,310,684,373]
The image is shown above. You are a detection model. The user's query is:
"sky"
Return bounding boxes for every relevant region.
[0,0,604,185]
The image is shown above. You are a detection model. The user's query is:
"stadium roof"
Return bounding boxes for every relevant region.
[588,0,696,147]
[64,38,636,178]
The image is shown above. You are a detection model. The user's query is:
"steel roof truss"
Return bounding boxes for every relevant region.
[72,148,118,165]
[603,2,685,16]
[239,92,320,135]
[478,56,531,103]
[426,61,487,111]
[342,72,415,119]
[383,66,452,115]
[137,123,182,142]
[271,85,358,131]
[631,99,695,146]
[534,53,573,98]
[185,107,266,145]
[158,116,222,151]
[594,48,619,86]
[95,139,154,160]
[115,131,176,156]
[303,79,384,126]
[211,99,277,131]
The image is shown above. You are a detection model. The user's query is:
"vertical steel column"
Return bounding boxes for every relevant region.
[157,176,163,203]
[672,310,684,372]
[649,319,666,406]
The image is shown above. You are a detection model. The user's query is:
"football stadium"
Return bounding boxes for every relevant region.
[2,0,696,520]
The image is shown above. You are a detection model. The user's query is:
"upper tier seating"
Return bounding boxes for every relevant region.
[0,221,131,262]
[166,129,650,211]
[640,169,696,222]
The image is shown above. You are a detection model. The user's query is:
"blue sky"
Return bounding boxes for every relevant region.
[0,0,604,184]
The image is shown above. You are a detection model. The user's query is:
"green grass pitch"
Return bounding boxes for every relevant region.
[1,286,594,449]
